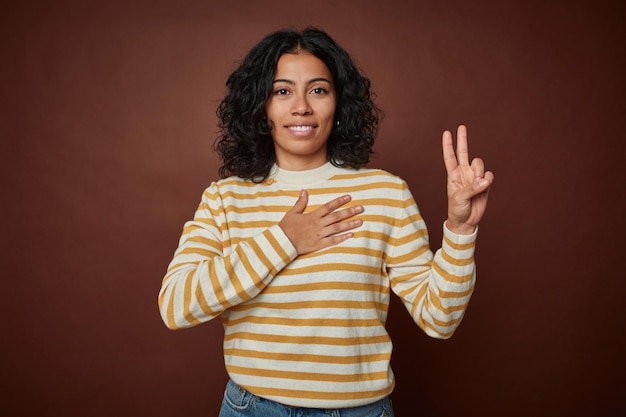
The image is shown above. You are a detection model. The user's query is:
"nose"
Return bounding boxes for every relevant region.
[291,94,312,115]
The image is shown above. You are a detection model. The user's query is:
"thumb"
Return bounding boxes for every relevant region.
[474,172,494,194]
[291,189,308,214]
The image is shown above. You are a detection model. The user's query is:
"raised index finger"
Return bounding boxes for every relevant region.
[442,129,458,174]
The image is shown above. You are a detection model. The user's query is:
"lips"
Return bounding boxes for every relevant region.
[286,125,317,135]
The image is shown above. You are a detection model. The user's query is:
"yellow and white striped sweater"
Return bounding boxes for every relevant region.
[159,162,477,408]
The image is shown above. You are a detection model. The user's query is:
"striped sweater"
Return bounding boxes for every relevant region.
[158,162,477,408]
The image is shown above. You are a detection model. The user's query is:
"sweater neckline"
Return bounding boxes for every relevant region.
[269,162,339,186]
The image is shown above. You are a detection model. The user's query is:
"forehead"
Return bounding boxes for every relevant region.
[274,51,333,82]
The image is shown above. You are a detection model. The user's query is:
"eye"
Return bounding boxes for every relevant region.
[274,88,290,95]
[311,87,328,94]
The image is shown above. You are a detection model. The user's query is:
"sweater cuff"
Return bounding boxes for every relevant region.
[268,224,299,263]
[443,220,478,244]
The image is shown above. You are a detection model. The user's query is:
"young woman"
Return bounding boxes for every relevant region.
[158,27,493,417]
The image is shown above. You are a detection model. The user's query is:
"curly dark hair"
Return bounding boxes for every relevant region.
[214,27,381,182]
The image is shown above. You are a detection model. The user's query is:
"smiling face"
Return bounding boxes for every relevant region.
[265,51,336,171]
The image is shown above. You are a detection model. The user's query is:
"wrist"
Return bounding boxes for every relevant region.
[445,220,476,235]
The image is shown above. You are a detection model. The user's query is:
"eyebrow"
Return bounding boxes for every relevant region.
[273,77,333,85]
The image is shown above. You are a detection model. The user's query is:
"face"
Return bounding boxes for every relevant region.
[265,51,336,171]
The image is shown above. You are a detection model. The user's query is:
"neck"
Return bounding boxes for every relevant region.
[271,161,336,186]
[274,156,329,172]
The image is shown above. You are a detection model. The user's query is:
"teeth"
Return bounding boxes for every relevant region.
[289,126,313,131]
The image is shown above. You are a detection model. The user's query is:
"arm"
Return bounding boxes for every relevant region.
[158,184,297,329]
[390,126,493,337]
[158,184,363,330]
[388,184,477,338]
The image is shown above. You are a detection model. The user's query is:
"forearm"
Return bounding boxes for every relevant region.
[418,223,477,338]
[158,224,297,329]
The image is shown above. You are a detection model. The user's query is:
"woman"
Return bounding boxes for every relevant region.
[158,27,493,417]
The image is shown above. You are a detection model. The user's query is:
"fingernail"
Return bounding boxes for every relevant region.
[478,179,489,187]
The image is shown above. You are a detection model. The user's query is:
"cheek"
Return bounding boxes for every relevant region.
[325,104,335,116]
[325,108,337,128]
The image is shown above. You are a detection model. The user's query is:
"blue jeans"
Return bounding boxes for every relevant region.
[218,379,395,417]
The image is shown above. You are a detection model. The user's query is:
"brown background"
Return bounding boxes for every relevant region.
[2,0,625,416]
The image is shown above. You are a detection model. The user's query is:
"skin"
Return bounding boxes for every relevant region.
[443,125,494,235]
[273,52,494,254]
[265,51,337,171]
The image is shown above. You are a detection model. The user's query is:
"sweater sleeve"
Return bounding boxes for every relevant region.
[158,183,298,330]
[387,181,477,339]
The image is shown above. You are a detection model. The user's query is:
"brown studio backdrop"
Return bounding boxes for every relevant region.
[1,0,625,416]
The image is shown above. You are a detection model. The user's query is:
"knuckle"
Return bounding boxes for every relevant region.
[330,212,343,223]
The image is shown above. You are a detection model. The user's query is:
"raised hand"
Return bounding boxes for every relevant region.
[279,190,363,255]
[442,125,494,234]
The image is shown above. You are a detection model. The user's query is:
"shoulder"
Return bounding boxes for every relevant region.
[199,175,263,201]
[331,166,408,187]
[208,175,260,190]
